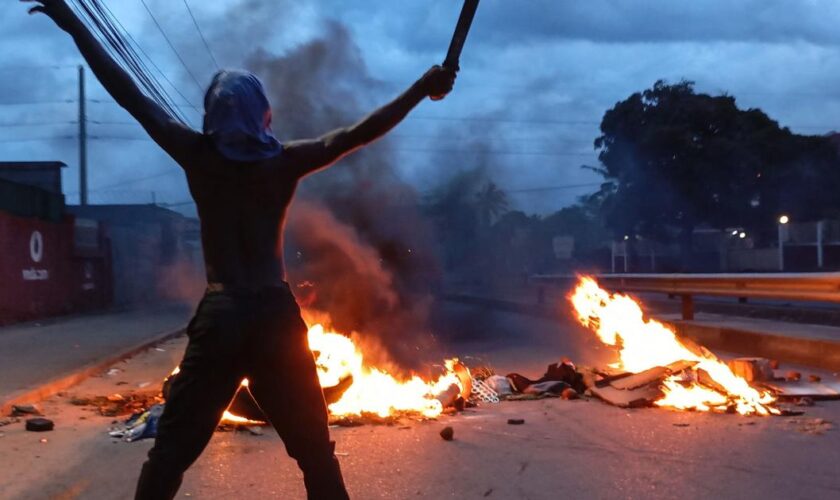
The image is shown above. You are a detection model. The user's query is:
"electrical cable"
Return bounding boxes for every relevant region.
[182,0,220,70]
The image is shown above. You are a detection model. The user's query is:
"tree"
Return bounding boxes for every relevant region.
[474,182,509,227]
[590,80,840,269]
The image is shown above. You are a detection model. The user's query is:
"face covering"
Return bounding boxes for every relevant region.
[202,70,283,162]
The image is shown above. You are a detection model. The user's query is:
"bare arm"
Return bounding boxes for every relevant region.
[22,0,198,164]
[284,65,457,178]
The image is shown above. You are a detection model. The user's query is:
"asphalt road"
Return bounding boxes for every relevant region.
[3,302,840,499]
[0,304,191,401]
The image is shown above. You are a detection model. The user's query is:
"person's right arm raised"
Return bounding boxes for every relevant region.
[21,0,198,164]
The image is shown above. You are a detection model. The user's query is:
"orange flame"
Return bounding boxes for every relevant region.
[209,319,462,423]
[570,277,778,416]
[307,324,462,418]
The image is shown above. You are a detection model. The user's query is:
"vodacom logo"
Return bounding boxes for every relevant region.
[30,231,44,263]
[22,231,49,282]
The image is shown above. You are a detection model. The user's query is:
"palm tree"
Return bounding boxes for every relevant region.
[475,182,509,227]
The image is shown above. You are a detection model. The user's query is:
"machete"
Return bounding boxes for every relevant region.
[443,0,480,71]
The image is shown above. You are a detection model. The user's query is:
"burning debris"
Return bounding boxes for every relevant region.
[570,277,781,415]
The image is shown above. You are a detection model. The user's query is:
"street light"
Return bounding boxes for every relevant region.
[778,215,790,271]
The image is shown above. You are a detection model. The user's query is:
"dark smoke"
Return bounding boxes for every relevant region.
[241,21,445,370]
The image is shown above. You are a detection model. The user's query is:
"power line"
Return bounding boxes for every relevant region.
[68,168,183,194]
[182,0,220,70]
[0,99,76,106]
[0,136,75,143]
[88,97,201,116]
[95,0,199,116]
[74,0,189,124]
[138,0,205,95]
[0,64,78,72]
[0,121,77,128]
[88,134,596,157]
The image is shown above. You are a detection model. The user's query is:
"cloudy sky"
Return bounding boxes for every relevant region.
[2,0,840,215]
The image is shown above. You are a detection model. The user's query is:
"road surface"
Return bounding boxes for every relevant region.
[2,302,839,499]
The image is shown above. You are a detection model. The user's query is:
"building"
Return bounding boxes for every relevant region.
[0,162,110,324]
[67,204,204,306]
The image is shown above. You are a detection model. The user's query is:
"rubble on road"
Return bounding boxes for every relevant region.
[0,417,21,427]
[25,418,54,432]
[11,404,41,417]
[787,417,834,436]
[108,404,164,442]
[439,426,454,441]
[71,392,163,417]
[759,379,840,400]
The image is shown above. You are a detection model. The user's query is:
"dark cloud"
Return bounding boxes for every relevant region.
[3,0,840,215]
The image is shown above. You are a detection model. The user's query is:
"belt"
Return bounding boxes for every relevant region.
[206,282,291,295]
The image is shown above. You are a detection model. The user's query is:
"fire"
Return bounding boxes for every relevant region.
[307,324,463,418]
[570,277,778,416]
[205,319,462,424]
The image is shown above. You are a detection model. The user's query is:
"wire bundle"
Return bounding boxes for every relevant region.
[67,0,216,126]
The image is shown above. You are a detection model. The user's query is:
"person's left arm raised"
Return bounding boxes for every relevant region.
[21,0,199,165]
[283,65,457,178]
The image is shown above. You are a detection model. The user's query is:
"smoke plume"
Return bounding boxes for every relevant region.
[241,21,444,369]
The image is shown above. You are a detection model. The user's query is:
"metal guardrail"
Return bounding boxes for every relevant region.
[531,273,840,320]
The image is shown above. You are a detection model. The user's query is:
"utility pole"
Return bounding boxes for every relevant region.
[78,65,88,206]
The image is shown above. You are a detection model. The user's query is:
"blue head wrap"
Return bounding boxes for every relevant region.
[203,70,283,162]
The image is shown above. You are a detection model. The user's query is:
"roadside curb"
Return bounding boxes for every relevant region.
[441,293,840,372]
[670,321,840,373]
[0,326,186,416]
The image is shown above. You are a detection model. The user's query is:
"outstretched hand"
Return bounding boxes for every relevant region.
[20,0,76,31]
[421,65,457,101]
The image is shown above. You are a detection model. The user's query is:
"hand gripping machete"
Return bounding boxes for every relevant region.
[443,0,480,70]
[431,0,480,101]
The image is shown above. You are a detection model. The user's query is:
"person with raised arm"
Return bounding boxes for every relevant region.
[20,1,457,498]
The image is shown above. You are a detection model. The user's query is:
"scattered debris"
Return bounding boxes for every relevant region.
[785,371,802,382]
[795,397,815,407]
[672,423,690,427]
[760,380,840,400]
[106,368,122,376]
[439,426,454,441]
[507,419,525,425]
[0,417,21,427]
[470,378,501,403]
[809,375,822,383]
[561,388,579,400]
[11,404,41,416]
[609,362,695,390]
[155,348,166,352]
[244,426,263,436]
[484,375,512,397]
[789,418,833,435]
[727,358,774,382]
[109,404,164,442]
[25,417,54,432]
[507,361,585,395]
[72,393,163,417]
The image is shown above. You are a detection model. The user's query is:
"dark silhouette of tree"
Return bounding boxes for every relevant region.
[475,182,509,227]
[590,80,840,269]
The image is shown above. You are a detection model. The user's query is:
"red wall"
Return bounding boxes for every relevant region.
[0,211,110,324]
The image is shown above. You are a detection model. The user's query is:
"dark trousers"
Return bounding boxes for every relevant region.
[135,286,349,500]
